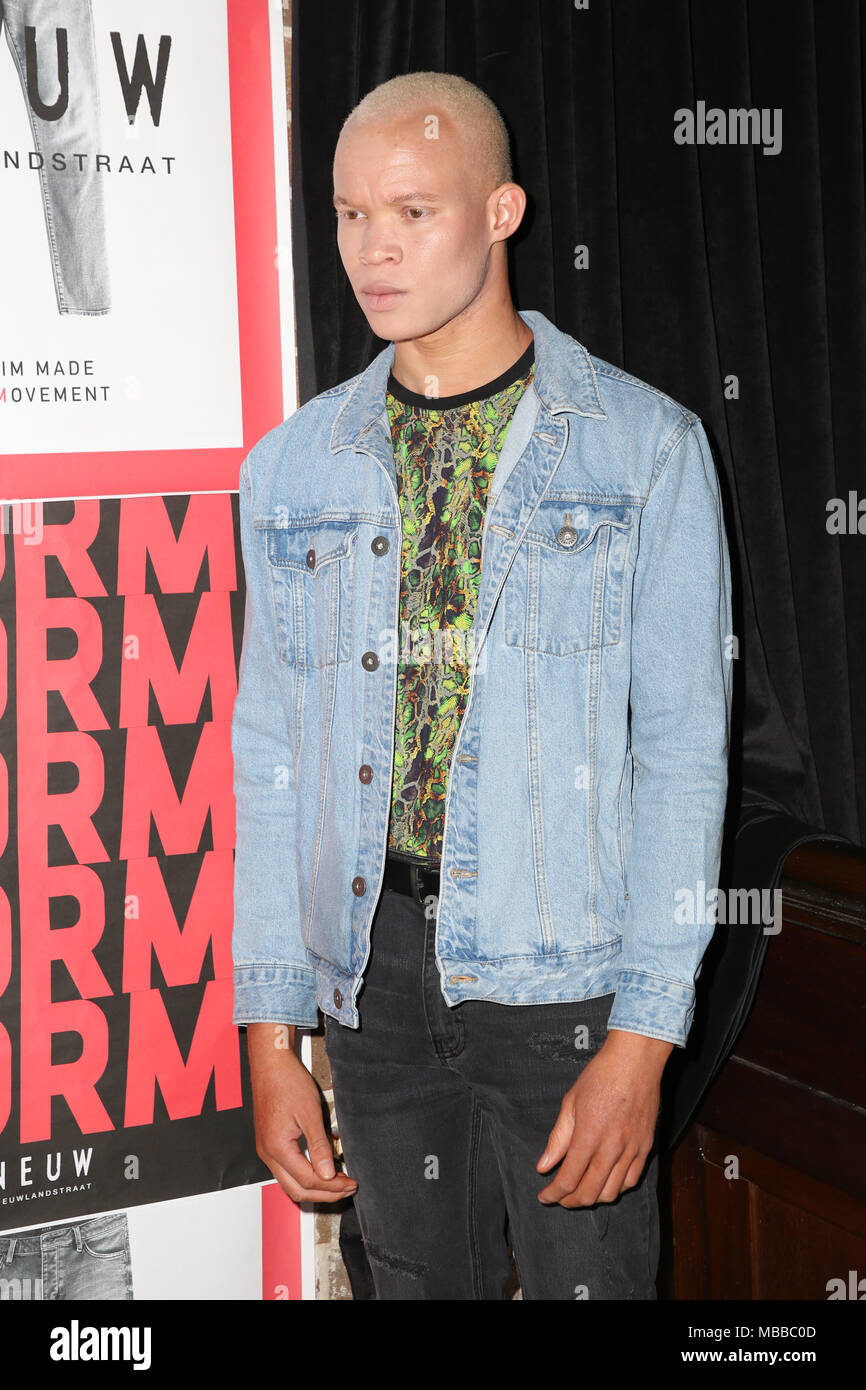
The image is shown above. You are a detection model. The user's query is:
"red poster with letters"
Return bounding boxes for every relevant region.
[0,0,308,1298]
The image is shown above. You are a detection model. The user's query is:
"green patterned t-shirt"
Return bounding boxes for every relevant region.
[385,340,535,864]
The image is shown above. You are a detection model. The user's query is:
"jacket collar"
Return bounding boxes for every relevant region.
[329,308,607,453]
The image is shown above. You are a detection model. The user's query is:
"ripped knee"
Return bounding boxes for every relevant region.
[363,1237,427,1280]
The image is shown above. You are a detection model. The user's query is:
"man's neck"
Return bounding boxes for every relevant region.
[391,302,533,400]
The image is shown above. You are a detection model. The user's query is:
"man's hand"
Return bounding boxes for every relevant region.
[247,1022,358,1205]
[536,1029,673,1207]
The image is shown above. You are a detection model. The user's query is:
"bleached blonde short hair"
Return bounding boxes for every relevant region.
[339,71,513,192]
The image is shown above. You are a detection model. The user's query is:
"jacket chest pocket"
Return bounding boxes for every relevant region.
[261,520,357,668]
[504,501,633,655]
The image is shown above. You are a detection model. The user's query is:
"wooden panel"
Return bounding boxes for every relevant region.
[732,922,866,1107]
[701,1152,753,1298]
[751,1189,866,1299]
[701,1130,866,1239]
[699,1058,866,1202]
[666,839,866,1299]
[665,1125,708,1298]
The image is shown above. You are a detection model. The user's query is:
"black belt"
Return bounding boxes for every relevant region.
[383,855,441,906]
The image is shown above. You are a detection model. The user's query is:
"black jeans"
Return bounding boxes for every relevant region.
[324,886,660,1300]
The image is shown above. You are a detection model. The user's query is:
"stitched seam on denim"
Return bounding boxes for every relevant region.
[441,939,619,964]
[500,1178,534,1300]
[641,1167,654,1289]
[4,24,71,311]
[255,511,388,529]
[586,631,603,946]
[616,750,628,902]
[592,361,698,424]
[431,936,465,1059]
[261,553,303,752]
[617,969,696,989]
[326,561,340,665]
[648,415,695,493]
[467,1100,486,1300]
[524,566,555,952]
[612,521,633,644]
[291,622,304,753]
[592,522,608,648]
[304,660,340,948]
[581,347,605,415]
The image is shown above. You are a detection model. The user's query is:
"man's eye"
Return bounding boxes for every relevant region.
[404,207,427,219]
[336,209,362,220]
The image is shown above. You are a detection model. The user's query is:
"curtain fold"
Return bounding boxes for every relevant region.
[293,0,865,848]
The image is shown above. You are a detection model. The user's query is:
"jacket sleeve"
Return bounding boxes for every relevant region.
[230,451,320,1027]
[606,418,733,1048]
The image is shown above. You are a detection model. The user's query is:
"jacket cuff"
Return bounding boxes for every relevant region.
[232,963,321,1027]
[607,969,697,1048]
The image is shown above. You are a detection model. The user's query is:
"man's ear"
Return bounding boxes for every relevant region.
[489,182,527,241]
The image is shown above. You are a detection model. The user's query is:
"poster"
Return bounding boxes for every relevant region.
[0,0,293,500]
[0,0,310,1297]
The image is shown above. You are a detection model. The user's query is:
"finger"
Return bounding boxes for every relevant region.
[282,1142,355,1193]
[537,1104,576,1172]
[621,1151,649,1192]
[272,1147,358,1205]
[295,1102,339,1181]
[593,1157,633,1205]
[543,1147,621,1208]
[537,1136,597,1203]
[572,1150,639,1206]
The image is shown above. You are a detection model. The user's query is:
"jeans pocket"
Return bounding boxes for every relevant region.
[80,1218,129,1260]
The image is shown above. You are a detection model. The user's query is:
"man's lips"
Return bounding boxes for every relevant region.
[360,286,407,311]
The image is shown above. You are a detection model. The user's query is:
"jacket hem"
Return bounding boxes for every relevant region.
[314,942,626,1029]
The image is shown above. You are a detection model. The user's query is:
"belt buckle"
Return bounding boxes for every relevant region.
[409,865,424,907]
[410,864,439,912]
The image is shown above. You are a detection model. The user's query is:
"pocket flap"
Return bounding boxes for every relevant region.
[524,500,632,553]
[259,519,358,572]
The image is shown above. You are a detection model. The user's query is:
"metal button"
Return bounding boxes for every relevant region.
[333,988,342,1009]
[358,764,373,784]
[556,524,578,548]
[305,548,316,569]
[371,535,389,556]
[361,651,379,671]
[352,876,366,896]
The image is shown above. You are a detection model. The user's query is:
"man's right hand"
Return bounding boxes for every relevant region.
[247,1022,358,1204]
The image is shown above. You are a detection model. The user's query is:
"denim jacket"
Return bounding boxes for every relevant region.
[231,309,733,1047]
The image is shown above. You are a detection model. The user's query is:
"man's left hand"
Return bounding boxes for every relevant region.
[536,1029,673,1207]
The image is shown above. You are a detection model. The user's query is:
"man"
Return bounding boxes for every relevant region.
[231,71,732,1300]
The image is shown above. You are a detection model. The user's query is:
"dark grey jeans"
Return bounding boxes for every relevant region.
[324,886,660,1300]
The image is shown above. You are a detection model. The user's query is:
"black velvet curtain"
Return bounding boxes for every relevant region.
[290,1,864,1142]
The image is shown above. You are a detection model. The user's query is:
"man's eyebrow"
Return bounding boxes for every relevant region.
[332,190,442,207]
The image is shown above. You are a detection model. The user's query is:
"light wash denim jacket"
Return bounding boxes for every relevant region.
[231,309,733,1047]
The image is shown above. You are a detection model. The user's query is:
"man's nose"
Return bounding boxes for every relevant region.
[359,221,400,262]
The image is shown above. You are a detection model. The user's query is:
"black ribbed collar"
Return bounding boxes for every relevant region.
[386,337,535,410]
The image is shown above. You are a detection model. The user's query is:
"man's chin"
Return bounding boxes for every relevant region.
[365,312,453,346]
[362,309,417,343]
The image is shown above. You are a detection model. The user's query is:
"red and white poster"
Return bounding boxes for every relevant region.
[0,0,312,1299]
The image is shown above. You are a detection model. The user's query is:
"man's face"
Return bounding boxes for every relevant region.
[333,109,498,342]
